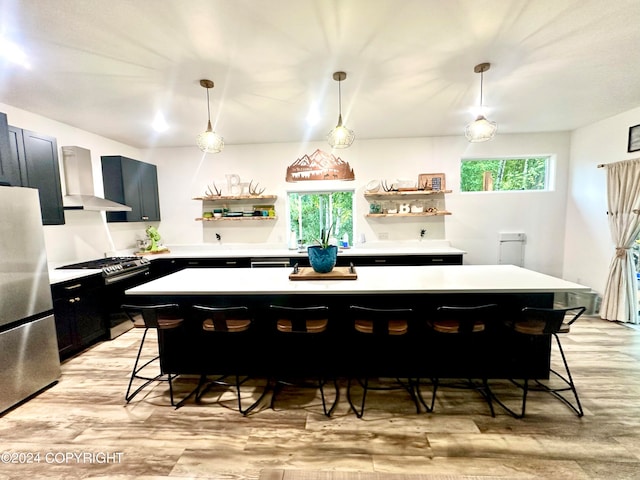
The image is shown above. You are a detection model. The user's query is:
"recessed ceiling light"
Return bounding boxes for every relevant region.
[306,104,321,127]
[152,112,168,132]
[0,37,30,69]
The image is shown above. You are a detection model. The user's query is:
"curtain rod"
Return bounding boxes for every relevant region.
[598,158,640,168]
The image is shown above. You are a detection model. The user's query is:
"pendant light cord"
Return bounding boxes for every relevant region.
[206,87,211,122]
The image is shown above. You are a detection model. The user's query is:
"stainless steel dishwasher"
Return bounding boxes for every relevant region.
[250,258,291,268]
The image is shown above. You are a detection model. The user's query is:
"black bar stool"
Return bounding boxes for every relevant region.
[266,304,338,417]
[416,304,498,416]
[492,306,586,418]
[178,305,268,414]
[121,303,185,407]
[346,305,420,418]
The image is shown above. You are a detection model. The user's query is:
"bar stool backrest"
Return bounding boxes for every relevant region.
[349,305,414,336]
[268,305,329,333]
[431,304,498,334]
[121,303,183,330]
[514,306,586,335]
[192,305,252,332]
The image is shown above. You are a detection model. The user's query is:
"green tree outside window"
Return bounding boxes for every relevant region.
[460,157,549,192]
[288,191,353,246]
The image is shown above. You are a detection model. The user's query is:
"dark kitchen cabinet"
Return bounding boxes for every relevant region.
[0,112,22,186]
[290,253,462,267]
[337,254,463,266]
[101,155,161,222]
[150,257,250,279]
[52,275,106,359]
[7,126,65,225]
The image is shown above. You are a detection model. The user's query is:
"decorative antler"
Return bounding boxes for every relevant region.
[248,180,265,196]
[205,182,222,197]
[381,180,393,192]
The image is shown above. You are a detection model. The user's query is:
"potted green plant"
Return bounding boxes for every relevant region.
[307,224,338,273]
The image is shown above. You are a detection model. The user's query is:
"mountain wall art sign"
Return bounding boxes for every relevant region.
[286,149,355,182]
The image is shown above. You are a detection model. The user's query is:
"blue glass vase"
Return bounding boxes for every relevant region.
[307,245,338,273]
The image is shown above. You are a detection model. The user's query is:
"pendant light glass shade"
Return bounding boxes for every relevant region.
[327,71,354,148]
[197,79,224,153]
[465,115,497,142]
[465,63,497,143]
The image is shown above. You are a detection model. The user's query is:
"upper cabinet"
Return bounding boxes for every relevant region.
[0,113,22,187]
[7,125,65,225]
[101,155,161,222]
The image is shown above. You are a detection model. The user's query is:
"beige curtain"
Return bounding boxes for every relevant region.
[600,158,640,324]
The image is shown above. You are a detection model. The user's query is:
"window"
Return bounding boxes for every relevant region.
[460,156,551,192]
[288,191,354,245]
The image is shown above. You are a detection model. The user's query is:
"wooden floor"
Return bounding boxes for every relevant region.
[1,316,639,480]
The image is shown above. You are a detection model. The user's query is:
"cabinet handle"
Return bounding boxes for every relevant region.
[225,261,237,265]
[374,259,387,263]
[141,216,149,220]
[64,283,82,291]
[431,258,444,262]
[187,261,200,265]
[68,297,81,303]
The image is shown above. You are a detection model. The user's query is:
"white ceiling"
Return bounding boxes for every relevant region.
[1,0,639,149]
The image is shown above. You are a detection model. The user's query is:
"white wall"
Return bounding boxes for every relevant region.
[564,106,640,294]
[145,131,572,277]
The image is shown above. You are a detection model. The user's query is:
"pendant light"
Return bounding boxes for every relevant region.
[327,71,355,148]
[465,63,497,143]
[196,79,224,153]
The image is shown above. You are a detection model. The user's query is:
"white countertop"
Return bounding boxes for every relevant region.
[141,241,466,259]
[48,267,102,285]
[126,265,590,296]
[47,241,465,285]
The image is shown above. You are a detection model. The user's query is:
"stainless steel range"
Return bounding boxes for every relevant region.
[56,256,151,338]
[57,256,150,283]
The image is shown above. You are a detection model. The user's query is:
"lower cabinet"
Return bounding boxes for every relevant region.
[150,258,251,279]
[338,254,463,266]
[52,275,106,359]
[150,254,462,279]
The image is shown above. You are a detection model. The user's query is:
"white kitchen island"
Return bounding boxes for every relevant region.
[126,264,588,296]
[125,264,590,380]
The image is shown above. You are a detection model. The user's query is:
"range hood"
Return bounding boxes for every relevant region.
[61,146,132,212]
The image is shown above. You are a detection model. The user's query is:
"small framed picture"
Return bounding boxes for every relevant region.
[628,124,640,153]
[418,173,446,191]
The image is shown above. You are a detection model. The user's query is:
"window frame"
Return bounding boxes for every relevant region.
[286,187,356,246]
[459,154,555,193]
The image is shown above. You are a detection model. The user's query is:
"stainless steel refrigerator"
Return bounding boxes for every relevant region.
[0,186,60,414]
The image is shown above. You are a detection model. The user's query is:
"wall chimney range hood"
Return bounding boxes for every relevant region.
[61,146,132,212]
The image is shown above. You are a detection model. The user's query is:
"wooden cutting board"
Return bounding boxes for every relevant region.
[289,266,357,280]
[134,249,171,256]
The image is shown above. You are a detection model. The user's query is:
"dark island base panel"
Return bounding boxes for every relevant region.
[141,292,554,380]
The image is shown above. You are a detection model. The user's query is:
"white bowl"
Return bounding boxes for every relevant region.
[365,180,380,193]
